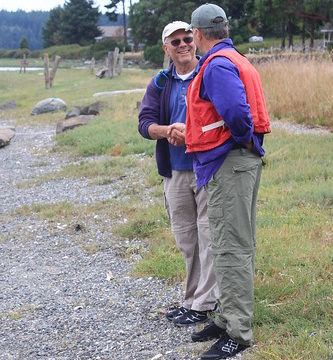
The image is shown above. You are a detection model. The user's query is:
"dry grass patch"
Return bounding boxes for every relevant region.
[258,57,333,129]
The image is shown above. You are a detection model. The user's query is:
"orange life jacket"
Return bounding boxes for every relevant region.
[185,49,270,153]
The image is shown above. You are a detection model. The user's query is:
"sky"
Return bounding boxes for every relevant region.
[0,0,133,13]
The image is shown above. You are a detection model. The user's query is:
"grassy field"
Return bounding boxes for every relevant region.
[1,59,332,359]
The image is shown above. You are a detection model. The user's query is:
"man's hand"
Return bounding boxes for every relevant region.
[167,123,186,146]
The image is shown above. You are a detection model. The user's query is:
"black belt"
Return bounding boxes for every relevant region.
[232,143,245,149]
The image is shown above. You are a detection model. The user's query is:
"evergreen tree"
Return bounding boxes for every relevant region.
[19,36,29,49]
[221,0,257,43]
[0,10,49,50]
[60,0,101,45]
[105,0,128,47]
[129,0,208,46]
[42,6,64,48]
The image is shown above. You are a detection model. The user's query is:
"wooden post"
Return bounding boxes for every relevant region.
[44,53,50,89]
[50,55,61,87]
[90,57,95,74]
[117,52,124,75]
[107,51,114,78]
[163,53,170,69]
[113,47,119,77]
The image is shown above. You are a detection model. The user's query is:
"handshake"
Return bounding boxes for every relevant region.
[167,122,186,146]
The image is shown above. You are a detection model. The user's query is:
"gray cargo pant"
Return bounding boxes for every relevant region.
[164,170,219,311]
[205,148,262,345]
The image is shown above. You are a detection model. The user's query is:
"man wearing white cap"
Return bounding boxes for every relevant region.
[138,21,218,327]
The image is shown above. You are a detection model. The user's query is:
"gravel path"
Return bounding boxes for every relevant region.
[0,122,209,360]
[1,120,330,360]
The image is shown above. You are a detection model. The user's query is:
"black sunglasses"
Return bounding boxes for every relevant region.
[169,36,194,47]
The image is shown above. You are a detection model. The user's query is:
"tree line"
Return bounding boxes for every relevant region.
[1,0,331,52]
[0,0,128,51]
[129,0,332,49]
[0,10,48,50]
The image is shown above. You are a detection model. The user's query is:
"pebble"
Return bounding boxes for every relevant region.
[0,123,206,359]
[3,120,325,359]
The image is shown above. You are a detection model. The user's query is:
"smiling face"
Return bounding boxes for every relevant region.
[163,29,196,72]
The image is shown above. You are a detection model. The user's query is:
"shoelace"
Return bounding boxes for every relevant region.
[211,334,228,351]
[221,339,239,353]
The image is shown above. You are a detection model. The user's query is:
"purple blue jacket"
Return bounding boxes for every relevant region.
[138,62,174,178]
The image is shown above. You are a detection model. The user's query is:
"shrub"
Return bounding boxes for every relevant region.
[144,41,164,67]
[89,38,129,59]
[31,44,90,59]
[327,42,333,52]
[233,34,244,45]
[0,48,31,58]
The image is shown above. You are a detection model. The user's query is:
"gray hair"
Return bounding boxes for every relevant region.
[199,23,229,40]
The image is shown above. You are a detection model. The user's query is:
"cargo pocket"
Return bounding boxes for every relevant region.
[232,162,259,197]
[207,206,225,252]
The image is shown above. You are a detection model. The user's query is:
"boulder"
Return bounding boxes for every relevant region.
[65,106,81,119]
[65,102,103,119]
[31,98,67,115]
[0,127,15,148]
[56,115,94,134]
[96,68,108,79]
[0,100,17,110]
[81,102,103,115]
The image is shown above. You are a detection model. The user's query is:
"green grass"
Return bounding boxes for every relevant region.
[55,109,155,157]
[0,66,156,123]
[1,63,332,359]
[18,156,144,188]
[243,130,333,359]
[14,201,76,220]
[237,37,282,54]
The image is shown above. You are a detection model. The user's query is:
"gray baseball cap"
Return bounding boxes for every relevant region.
[186,3,228,30]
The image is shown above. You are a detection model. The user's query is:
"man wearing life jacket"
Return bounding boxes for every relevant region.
[138,21,218,327]
[169,4,270,359]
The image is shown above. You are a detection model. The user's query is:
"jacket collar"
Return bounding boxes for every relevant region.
[198,38,234,68]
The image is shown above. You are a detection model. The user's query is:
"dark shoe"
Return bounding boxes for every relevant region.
[192,321,226,342]
[200,333,250,359]
[165,306,188,321]
[173,309,210,327]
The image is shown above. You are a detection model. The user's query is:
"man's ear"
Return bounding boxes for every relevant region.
[196,29,203,41]
[162,43,170,57]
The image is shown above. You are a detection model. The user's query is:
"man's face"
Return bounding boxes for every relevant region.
[163,29,196,67]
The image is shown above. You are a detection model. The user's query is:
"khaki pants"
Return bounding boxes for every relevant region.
[205,149,262,345]
[164,170,218,311]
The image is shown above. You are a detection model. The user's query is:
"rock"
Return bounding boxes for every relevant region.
[65,107,81,119]
[0,100,17,110]
[0,128,15,147]
[65,102,103,119]
[81,102,103,115]
[31,98,67,116]
[96,68,108,79]
[56,115,94,134]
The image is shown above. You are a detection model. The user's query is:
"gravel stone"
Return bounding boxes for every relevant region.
[0,123,207,360]
[2,120,325,359]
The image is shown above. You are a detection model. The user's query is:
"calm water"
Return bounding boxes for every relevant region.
[0,67,44,71]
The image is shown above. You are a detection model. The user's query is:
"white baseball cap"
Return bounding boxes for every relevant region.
[162,21,192,44]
